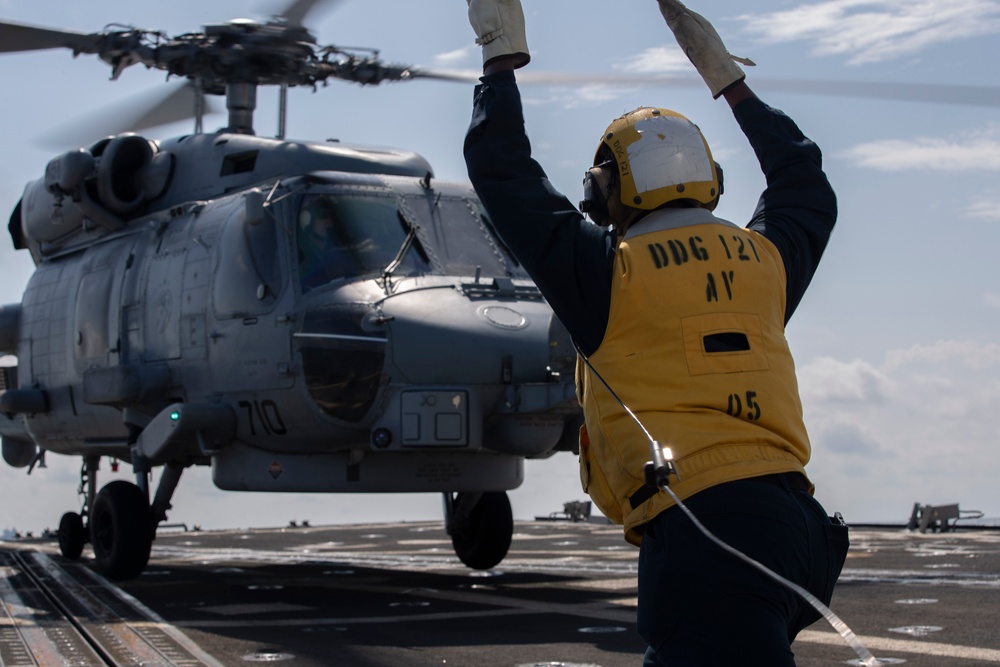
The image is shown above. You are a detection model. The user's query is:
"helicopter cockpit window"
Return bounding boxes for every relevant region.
[297,193,430,292]
[400,195,528,280]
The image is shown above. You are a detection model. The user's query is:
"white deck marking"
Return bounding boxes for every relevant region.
[797,630,1000,662]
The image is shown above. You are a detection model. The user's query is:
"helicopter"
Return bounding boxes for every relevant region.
[0,0,584,580]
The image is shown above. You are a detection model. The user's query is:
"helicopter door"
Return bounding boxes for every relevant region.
[75,267,116,364]
[74,238,136,370]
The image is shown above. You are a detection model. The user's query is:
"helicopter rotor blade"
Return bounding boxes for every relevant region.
[271,0,343,27]
[37,82,221,149]
[125,82,220,134]
[409,68,1000,109]
[748,78,1000,109]
[406,68,482,84]
[522,72,1000,108]
[0,19,102,54]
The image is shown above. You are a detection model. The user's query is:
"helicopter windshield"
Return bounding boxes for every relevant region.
[398,194,527,280]
[297,193,430,292]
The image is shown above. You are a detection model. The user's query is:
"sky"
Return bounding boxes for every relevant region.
[0,0,998,536]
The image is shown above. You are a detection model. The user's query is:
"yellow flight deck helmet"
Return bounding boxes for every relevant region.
[593,107,721,213]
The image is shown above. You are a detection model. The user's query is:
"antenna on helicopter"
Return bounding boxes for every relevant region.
[193,79,206,135]
[278,83,289,139]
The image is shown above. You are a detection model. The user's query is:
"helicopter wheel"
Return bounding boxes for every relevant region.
[450,491,513,570]
[57,511,86,561]
[89,481,153,581]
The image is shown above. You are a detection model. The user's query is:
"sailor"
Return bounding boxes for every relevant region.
[463,0,848,663]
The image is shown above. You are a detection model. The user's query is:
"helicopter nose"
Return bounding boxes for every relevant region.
[376,286,559,387]
[361,281,576,456]
[294,280,576,429]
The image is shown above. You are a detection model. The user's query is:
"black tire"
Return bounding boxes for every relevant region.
[451,491,513,570]
[89,481,152,581]
[57,511,86,561]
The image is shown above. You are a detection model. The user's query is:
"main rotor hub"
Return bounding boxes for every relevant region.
[0,8,450,137]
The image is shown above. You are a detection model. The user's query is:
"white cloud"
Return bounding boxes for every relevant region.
[434,45,477,67]
[966,198,1000,221]
[840,125,1000,171]
[800,340,1000,520]
[523,84,639,110]
[882,339,1000,371]
[614,46,691,74]
[798,356,890,403]
[818,420,893,458]
[740,0,1000,64]
[567,84,635,108]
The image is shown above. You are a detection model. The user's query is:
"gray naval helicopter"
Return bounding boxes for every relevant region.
[0,1,581,580]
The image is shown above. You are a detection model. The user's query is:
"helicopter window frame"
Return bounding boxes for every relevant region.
[395,192,529,281]
[221,151,258,176]
[470,200,525,271]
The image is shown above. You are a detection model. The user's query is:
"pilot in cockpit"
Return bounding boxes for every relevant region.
[298,196,354,291]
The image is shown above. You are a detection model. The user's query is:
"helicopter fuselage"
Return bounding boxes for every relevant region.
[1,131,580,495]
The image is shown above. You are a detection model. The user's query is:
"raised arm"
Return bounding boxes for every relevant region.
[658,0,837,320]
[463,1,616,356]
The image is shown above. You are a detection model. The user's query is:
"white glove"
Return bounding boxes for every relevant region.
[467,0,530,70]
[657,0,754,98]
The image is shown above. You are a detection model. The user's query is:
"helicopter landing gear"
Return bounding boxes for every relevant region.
[149,462,184,528]
[58,446,186,579]
[443,491,513,570]
[57,456,99,561]
[57,511,86,560]
[89,480,153,581]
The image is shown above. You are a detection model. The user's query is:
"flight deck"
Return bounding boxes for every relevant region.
[2,521,998,666]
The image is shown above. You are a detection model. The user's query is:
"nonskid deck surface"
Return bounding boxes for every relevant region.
[2,522,998,666]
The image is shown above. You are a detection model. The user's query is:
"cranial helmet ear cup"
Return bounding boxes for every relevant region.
[580,167,611,226]
[715,161,724,197]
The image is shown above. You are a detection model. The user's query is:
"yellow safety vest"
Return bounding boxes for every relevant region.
[577,208,813,545]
